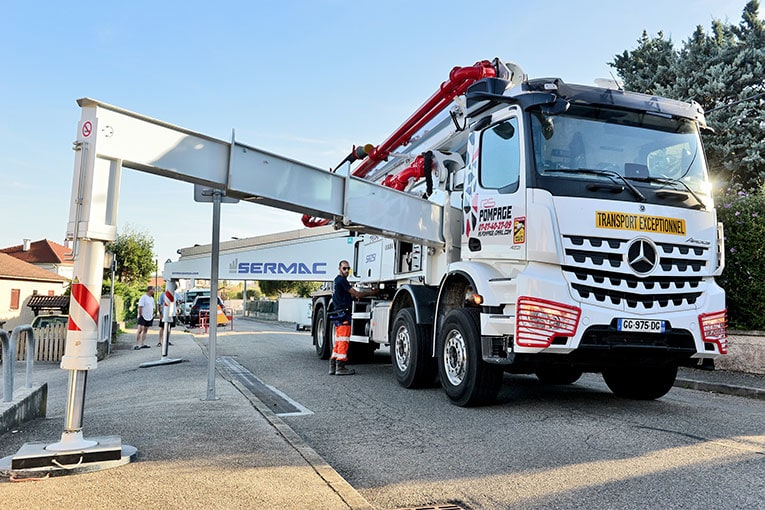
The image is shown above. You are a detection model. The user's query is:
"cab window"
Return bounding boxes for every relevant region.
[480,117,520,193]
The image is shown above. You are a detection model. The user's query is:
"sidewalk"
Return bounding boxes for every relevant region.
[0,329,373,509]
[675,364,765,400]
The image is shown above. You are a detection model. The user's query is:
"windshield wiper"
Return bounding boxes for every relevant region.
[544,168,646,201]
[626,176,706,210]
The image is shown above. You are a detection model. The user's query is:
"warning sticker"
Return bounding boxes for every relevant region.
[595,211,686,235]
[513,217,526,244]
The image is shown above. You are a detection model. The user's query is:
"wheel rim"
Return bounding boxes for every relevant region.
[443,329,467,386]
[394,324,411,372]
[316,316,325,349]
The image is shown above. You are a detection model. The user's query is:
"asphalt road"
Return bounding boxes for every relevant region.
[215,319,765,510]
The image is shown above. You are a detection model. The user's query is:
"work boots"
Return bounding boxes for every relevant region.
[328,359,336,375]
[335,361,355,376]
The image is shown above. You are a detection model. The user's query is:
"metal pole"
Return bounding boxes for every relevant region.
[19,326,35,389]
[107,257,116,355]
[1,330,13,402]
[205,191,221,400]
[243,280,248,317]
[63,369,88,431]
[154,259,159,316]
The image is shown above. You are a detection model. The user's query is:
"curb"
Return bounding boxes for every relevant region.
[0,383,47,436]
[674,377,764,400]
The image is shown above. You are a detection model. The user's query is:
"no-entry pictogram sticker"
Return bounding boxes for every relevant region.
[82,121,93,137]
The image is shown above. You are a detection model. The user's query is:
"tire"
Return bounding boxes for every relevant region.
[438,308,503,406]
[313,305,332,359]
[602,363,678,400]
[535,366,583,385]
[391,308,437,388]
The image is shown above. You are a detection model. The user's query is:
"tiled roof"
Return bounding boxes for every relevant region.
[1,239,73,265]
[0,253,68,282]
[27,294,70,313]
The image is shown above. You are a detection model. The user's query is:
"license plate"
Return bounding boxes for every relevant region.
[617,318,665,333]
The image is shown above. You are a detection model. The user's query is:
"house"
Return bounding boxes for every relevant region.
[0,253,68,330]
[1,239,74,281]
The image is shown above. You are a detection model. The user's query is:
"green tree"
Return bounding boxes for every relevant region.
[610,0,765,190]
[235,287,262,300]
[611,30,676,94]
[610,1,765,329]
[258,280,297,298]
[107,226,155,285]
[258,280,321,298]
[295,281,321,298]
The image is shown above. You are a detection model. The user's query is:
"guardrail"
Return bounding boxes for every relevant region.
[1,325,36,402]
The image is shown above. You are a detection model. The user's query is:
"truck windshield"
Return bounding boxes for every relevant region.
[530,104,712,204]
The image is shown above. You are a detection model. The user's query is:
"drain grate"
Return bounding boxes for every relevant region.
[394,505,465,510]
[218,356,312,416]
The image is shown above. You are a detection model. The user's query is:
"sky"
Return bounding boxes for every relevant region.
[0,0,751,270]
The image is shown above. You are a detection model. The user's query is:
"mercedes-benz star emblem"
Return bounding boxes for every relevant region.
[627,238,658,275]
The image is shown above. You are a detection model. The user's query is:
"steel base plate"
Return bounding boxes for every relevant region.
[0,436,136,479]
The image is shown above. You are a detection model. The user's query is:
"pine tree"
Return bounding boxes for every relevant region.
[610,0,765,190]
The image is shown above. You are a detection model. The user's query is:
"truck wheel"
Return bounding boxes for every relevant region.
[313,306,332,360]
[602,363,678,400]
[535,366,583,385]
[438,308,503,406]
[391,308,437,388]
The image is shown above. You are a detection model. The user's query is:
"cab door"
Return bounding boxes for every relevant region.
[462,108,527,262]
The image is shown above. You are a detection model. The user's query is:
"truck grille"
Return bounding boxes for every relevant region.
[562,235,708,311]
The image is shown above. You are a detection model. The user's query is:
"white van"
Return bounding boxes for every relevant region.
[178,288,210,324]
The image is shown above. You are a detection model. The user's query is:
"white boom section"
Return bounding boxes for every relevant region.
[73,98,445,247]
[165,226,356,281]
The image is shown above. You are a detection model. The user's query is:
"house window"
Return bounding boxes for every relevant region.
[48,290,55,296]
[10,289,20,310]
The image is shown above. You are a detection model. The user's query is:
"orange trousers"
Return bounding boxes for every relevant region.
[331,322,351,361]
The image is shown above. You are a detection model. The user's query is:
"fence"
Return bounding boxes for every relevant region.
[246,299,278,321]
[12,324,66,362]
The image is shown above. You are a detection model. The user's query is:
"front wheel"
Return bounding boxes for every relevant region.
[313,305,332,359]
[438,308,503,407]
[391,308,437,388]
[602,363,678,400]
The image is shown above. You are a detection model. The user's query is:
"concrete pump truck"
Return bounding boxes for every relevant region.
[304,58,727,406]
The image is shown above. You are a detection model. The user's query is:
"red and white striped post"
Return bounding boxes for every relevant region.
[48,239,105,451]
[160,281,176,356]
[140,278,183,368]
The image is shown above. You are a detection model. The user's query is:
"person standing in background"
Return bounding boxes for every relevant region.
[134,285,155,350]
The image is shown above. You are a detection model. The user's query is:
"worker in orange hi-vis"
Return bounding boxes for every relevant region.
[329,260,377,375]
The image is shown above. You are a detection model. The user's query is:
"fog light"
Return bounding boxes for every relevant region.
[699,310,728,354]
[516,296,580,348]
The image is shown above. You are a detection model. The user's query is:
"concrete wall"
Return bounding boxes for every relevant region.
[716,331,765,375]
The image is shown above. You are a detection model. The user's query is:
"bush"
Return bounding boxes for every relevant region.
[235,288,262,300]
[716,186,765,329]
[114,282,147,322]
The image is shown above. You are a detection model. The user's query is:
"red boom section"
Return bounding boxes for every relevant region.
[352,60,496,178]
[381,154,427,191]
[301,60,497,228]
